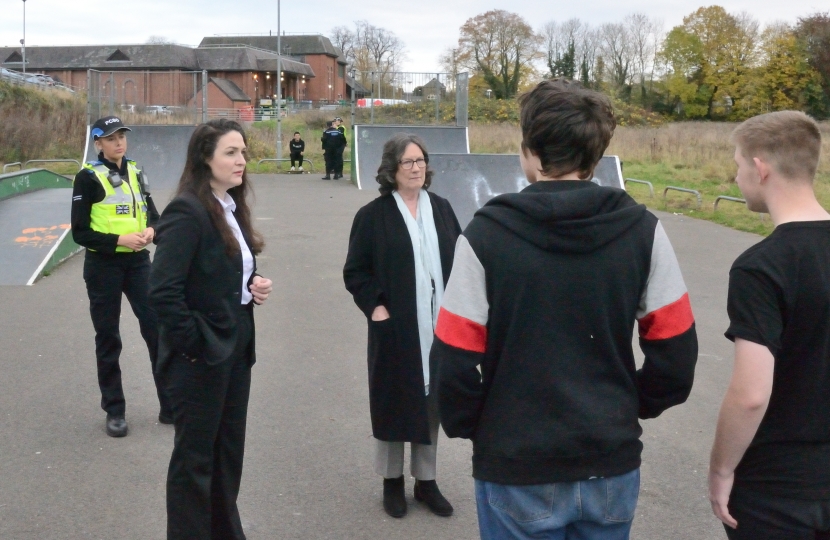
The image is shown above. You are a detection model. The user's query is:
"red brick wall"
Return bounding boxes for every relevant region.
[302,54,346,102]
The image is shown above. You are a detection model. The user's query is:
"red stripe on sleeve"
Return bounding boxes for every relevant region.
[638,293,694,340]
[435,307,487,353]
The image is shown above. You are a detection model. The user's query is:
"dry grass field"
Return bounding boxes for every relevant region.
[469,121,830,236]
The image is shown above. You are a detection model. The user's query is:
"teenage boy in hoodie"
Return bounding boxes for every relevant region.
[708,111,830,539]
[431,78,698,539]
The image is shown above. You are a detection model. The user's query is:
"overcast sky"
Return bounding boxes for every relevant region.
[1,0,826,72]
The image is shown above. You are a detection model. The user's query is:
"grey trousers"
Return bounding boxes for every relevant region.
[374,388,440,480]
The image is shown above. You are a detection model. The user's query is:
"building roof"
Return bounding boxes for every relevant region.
[195,46,315,77]
[0,44,315,77]
[346,75,370,95]
[210,77,250,102]
[199,35,346,63]
[0,44,199,70]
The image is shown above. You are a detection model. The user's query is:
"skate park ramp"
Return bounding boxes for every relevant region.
[429,154,625,228]
[0,169,80,285]
[84,125,196,193]
[353,125,469,190]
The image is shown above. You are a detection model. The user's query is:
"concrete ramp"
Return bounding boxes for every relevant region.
[353,125,469,190]
[84,125,196,192]
[0,180,77,285]
[429,154,625,229]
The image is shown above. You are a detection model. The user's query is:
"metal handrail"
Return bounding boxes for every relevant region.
[713,196,746,210]
[624,178,654,197]
[2,162,23,173]
[663,186,702,209]
[257,158,314,173]
[24,159,81,169]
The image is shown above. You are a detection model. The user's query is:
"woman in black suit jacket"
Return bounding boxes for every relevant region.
[149,119,272,540]
[344,133,461,519]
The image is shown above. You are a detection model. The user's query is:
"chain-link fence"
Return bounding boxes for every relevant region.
[87,69,208,125]
[348,71,468,126]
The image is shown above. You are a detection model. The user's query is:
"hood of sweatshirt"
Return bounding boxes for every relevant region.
[474,180,648,254]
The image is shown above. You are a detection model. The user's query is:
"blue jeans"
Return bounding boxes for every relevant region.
[476,468,640,540]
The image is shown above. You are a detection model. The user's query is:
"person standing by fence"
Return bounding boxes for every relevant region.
[71,115,172,438]
[321,121,346,180]
[333,117,347,179]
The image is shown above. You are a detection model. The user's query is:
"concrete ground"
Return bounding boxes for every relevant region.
[0,174,760,539]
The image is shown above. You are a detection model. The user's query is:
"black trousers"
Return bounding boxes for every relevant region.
[726,486,830,540]
[332,148,345,175]
[290,152,303,167]
[166,303,254,540]
[323,150,334,174]
[83,250,170,417]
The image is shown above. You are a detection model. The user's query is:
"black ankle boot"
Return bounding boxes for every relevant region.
[414,479,453,516]
[383,475,407,518]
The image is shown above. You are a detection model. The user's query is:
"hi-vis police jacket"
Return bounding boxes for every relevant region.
[83,160,148,253]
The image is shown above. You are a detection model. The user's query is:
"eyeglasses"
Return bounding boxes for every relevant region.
[399,158,426,170]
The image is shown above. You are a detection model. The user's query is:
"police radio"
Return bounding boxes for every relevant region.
[137,170,151,196]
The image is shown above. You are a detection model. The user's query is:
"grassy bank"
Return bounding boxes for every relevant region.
[469,121,830,236]
[0,81,86,167]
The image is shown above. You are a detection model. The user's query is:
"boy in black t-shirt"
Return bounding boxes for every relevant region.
[289,132,305,171]
[709,111,830,539]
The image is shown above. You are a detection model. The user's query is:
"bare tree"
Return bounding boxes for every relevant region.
[330,21,407,95]
[625,13,662,102]
[330,25,356,67]
[146,36,176,45]
[457,9,540,99]
[599,22,634,92]
[439,46,462,82]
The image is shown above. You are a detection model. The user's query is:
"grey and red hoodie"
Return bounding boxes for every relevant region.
[431,180,697,485]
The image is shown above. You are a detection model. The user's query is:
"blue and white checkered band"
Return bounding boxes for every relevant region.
[116,205,131,215]
[92,127,104,139]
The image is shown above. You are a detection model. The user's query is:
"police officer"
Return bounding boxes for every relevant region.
[333,117,348,179]
[71,116,172,437]
[321,121,347,180]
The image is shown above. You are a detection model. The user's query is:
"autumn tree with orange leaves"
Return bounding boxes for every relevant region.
[455,10,540,99]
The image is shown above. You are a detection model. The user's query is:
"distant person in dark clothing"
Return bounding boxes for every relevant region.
[709,111,830,540]
[321,121,346,180]
[333,117,347,178]
[289,132,305,171]
[432,79,698,539]
[71,115,172,438]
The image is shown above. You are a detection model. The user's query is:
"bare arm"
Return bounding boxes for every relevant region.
[708,338,774,529]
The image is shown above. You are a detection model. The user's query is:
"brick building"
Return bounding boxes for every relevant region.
[0,34,350,109]
[199,35,349,103]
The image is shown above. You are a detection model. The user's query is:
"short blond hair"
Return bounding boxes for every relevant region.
[730,111,822,181]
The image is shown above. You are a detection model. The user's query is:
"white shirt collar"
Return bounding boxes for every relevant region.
[213,191,237,213]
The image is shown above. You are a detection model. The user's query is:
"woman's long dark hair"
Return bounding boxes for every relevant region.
[176,119,265,255]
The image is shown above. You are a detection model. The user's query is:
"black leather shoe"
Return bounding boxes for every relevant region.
[414,480,453,516]
[321,176,331,180]
[105,415,128,437]
[383,475,407,518]
[334,174,342,179]
[158,412,173,425]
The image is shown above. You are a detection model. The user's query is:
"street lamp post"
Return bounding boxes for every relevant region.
[22,0,27,76]
[350,68,356,129]
[276,0,282,163]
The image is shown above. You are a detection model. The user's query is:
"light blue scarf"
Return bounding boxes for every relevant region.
[392,190,444,395]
